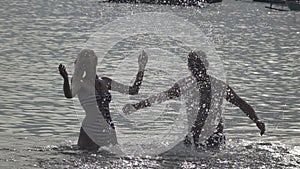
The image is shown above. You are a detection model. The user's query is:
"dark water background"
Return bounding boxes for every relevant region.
[0,0,299,168]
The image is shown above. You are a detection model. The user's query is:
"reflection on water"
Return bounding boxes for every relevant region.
[0,0,299,168]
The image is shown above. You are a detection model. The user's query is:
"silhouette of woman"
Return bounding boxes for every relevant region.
[59,49,148,151]
[122,49,265,148]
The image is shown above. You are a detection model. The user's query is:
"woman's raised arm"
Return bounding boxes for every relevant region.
[108,50,148,95]
[58,64,73,98]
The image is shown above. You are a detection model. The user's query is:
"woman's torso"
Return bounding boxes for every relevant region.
[77,77,117,146]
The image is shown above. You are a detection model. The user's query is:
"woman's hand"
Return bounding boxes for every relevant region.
[138,50,148,71]
[122,103,137,115]
[58,64,68,80]
[256,120,265,136]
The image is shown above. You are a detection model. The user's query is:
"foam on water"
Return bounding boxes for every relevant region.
[1,136,299,168]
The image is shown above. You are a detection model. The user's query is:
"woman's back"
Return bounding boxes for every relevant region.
[77,81,118,147]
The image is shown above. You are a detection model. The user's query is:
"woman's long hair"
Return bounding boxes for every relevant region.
[72,49,98,95]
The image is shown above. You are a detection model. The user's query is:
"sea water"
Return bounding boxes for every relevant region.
[0,0,299,168]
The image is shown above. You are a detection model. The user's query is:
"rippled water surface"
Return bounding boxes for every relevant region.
[0,0,299,168]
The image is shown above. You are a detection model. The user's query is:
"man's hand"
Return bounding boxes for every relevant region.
[122,103,137,115]
[256,120,265,136]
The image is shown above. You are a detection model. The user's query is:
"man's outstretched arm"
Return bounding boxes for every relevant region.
[226,85,265,135]
[122,83,181,114]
